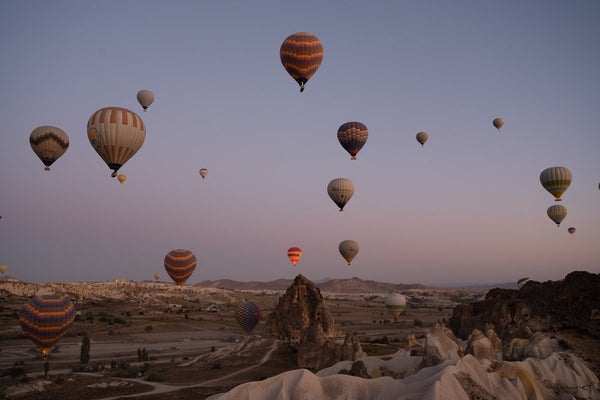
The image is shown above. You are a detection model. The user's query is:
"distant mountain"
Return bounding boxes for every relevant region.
[444,282,517,292]
[195,276,430,293]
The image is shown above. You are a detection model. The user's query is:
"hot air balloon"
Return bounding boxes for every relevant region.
[540,167,572,201]
[547,205,567,227]
[280,32,323,92]
[154,272,161,281]
[87,107,146,177]
[517,277,531,290]
[327,178,354,211]
[30,126,69,171]
[416,131,428,147]
[287,247,302,266]
[568,227,576,237]
[338,240,359,265]
[0,265,6,274]
[19,295,75,357]
[235,301,262,334]
[199,168,208,179]
[164,249,197,288]
[384,293,406,322]
[337,122,368,160]
[492,118,504,131]
[136,90,154,112]
[117,174,126,184]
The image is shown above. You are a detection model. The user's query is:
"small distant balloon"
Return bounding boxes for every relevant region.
[416,131,428,146]
[568,227,576,237]
[0,265,6,274]
[384,293,406,322]
[280,32,323,92]
[154,272,161,281]
[517,277,531,290]
[117,174,126,184]
[199,168,208,179]
[287,247,302,266]
[20,295,75,357]
[30,126,69,171]
[492,118,504,131]
[235,301,262,334]
[547,205,567,227]
[540,167,572,201]
[137,90,154,111]
[164,249,197,288]
[337,122,368,160]
[327,178,354,211]
[338,240,359,265]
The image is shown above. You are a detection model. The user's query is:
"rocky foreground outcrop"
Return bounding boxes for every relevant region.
[262,274,365,370]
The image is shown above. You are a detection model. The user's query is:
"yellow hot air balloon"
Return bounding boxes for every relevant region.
[136,90,154,112]
[492,118,504,131]
[327,178,354,211]
[540,167,572,201]
[154,272,161,281]
[338,240,359,265]
[199,168,208,179]
[30,126,69,171]
[416,131,428,147]
[0,265,7,274]
[547,205,567,227]
[117,174,126,184]
[87,107,146,177]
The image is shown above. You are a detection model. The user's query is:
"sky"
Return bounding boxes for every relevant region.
[1,1,599,286]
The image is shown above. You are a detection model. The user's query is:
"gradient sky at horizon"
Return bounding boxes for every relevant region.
[1,1,599,286]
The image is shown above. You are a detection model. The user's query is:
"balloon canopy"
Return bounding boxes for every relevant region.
[199,168,208,179]
[384,293,406,321]
[30,126,69,171]
[280,32,323,92]
[164,249,197,287]
[338,240,359,265]
[337,122,368,160]
[235,301,262,334]
[547,205,567,227]
[19,295,75,356]
[136,90,154,111]
[416,131,429,146]
[540,167,572,201]
[327,178,354,211]
[492,118,504,131]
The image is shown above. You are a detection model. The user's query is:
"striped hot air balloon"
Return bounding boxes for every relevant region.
[19,295,75,356]
[327,178,354,211]
[164,249,197,288]
[87,107,146,177]
[567,227,576,237]
[280,32,323,92]
[547,205,567,227]
[540,167,572,201]
[30,126,69,171]
[337,122,368,160]
[287,247,302,266]
[384,293,406,322]
[235,301,262,334]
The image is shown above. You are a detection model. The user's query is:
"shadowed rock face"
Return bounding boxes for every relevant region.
[262,274,364,370]
[262,274,337,341]
[450,271,600,342]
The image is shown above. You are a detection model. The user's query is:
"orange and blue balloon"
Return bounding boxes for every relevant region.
[280,32,323,92]
[337,122,368,160]
[164,249,197,287]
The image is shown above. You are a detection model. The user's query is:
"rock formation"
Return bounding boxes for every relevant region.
[262,274,364,370]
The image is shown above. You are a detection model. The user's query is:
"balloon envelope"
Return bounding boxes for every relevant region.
[540,167,572,201]
[154,272,161,281]
[338,240,359,265]
[547,205,567,226]
[136,90,154,111]
[287,247,302,266]
[0,265,6,274]
[337,122,368,160]
[117,174,126,184]
[517,277,531,289]
[20,295,75,356]
[30,126,69,171]
[87,107,146,177]
[416,131,429,146]
[384,293,406,320]
[199,168,208,179]
[492,118,504,130]
[568,227,576,236]
[235,301,262,334]
[327,178,354,211]
[164,249,197,287]
[280,32,323,92]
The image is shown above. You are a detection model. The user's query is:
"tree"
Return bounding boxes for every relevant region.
[44,361,49,376]
[80,333,90,364]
